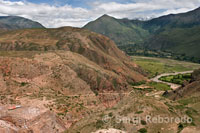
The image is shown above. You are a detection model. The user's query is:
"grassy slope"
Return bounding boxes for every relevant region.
[142,8,200,60]
[147,26,200,58]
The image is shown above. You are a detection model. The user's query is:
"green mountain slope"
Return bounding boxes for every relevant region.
[0,16,45,30]
[83,15,149,46]
[144,7,200,32]
[146,26,200,58]
[84,7,200,63]
[144,7,200,62]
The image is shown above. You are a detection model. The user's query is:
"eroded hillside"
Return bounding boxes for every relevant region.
[0,27,146,92]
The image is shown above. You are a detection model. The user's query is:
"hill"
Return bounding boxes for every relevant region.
[0,27,146,96]
[83,14,149,46]
[0,16,45,30]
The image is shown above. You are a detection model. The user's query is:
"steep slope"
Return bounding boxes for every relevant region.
[0,27,146,96]
[144,7,200,61]
[0,16,45,30]
[145,26,200,59]
[83,15,149,46]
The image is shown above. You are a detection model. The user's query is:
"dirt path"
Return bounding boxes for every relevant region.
[150,71,193,90]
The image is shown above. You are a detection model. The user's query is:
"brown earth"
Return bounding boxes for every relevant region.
[0,27,146,95]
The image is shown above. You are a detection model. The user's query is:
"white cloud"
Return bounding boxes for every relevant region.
[158,8,194,17]
[0,0,91,27]
[93,0,200,19]
[0,0,199,27]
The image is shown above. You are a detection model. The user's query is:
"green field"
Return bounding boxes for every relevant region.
[159,73,192,85]
[132,56,200,78]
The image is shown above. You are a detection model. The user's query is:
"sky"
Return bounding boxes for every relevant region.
[0,0,200,28]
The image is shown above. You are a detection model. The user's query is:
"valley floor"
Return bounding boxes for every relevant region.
[132,56,200,78]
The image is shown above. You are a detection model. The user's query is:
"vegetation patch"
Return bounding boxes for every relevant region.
[138,128,147,133]
[129,80,146,86]
[159,73,191,85]
[147,82,171,91]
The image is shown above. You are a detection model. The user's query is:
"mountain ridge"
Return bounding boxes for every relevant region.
[0,16,45,30]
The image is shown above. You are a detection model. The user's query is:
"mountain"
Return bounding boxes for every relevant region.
[144,7,200,32]
[144,7,200,62]
[83,14,149,46]
[84,7,200,63]
[0,16,45,30]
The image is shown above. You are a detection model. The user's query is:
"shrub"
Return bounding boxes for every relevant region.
[141,120,147,125]
[138,128,147,133]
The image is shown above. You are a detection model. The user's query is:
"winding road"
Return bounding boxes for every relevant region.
[151,71,193,90]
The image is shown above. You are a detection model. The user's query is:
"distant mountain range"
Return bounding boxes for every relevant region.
[84,7,200,63]
[0,16,45,30]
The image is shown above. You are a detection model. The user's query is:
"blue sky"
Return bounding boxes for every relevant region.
[1,0,200,27]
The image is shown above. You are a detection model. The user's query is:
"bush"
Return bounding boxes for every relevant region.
[141,120,147,125]
[129,81,146,86]
[95,120,104,129]
[178,123,184,131]
[138,128,147,133]
[21,82,27,86]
